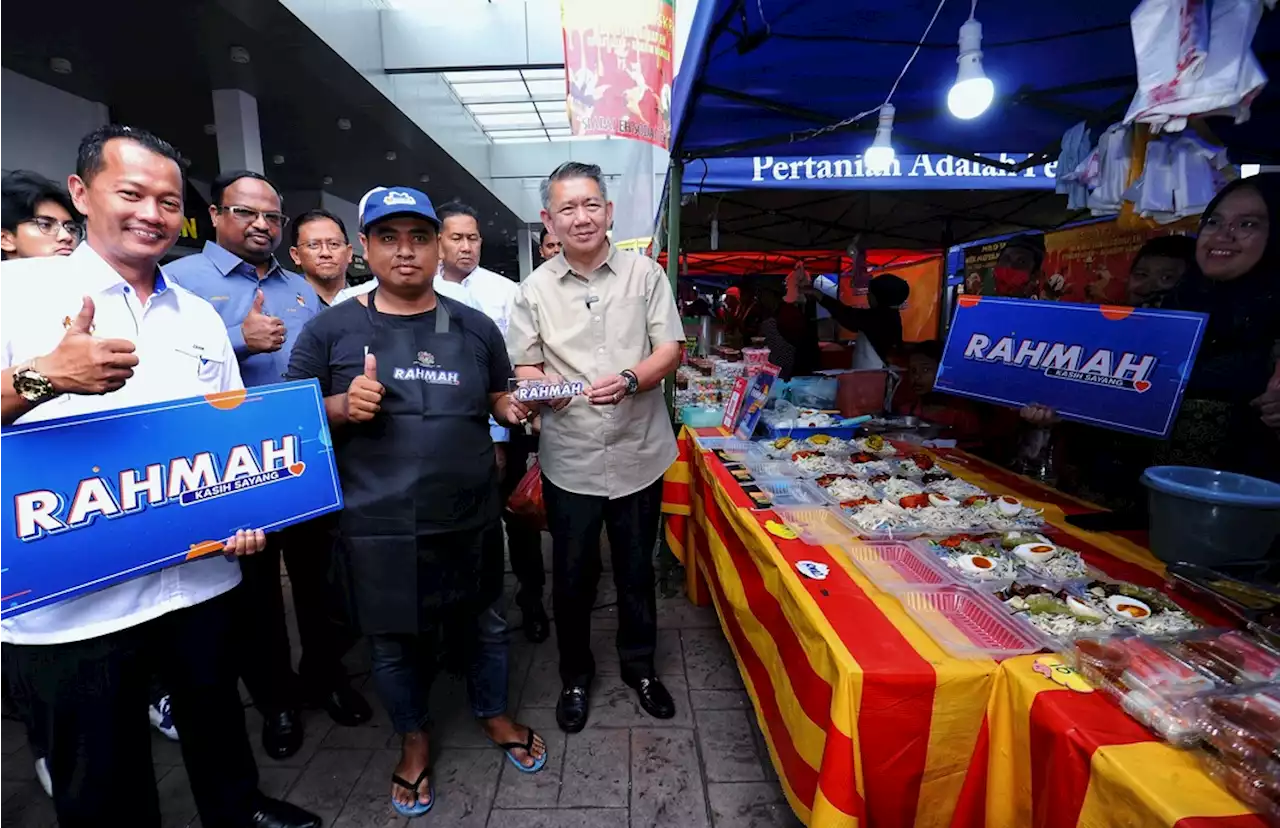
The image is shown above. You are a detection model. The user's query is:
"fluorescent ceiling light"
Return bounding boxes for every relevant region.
[524,79,566,97]
[493,136,549,144]
[522,68,566,81]
[443,70,521,84]
[475,112,543,128]
[467,102,537,115]
[455,81,530,101]
[488,129,553,139]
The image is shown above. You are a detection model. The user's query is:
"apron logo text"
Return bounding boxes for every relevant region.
[511,380,585,402]
[13,436,303,541]
[962,334,1157,393]
[393,365,461,385]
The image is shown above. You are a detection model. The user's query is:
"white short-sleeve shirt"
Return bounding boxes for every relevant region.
[1,244,245,645]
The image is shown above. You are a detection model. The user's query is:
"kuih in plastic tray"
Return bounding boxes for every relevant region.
[771,505,857,548]
[896,586,1048,659]
[1169,629,1280,685]
[845,542,960,593]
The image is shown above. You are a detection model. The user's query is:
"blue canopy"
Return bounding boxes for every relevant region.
[671,0,1280,164]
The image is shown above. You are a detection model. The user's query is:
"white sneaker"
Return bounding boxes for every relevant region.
[34,756,51,798]
[149,695,180,741]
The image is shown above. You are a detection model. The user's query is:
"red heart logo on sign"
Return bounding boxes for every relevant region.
[1133,380,1151,393]
[288,462,307,475]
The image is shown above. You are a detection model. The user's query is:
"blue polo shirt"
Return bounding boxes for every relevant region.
[167,241,320,388]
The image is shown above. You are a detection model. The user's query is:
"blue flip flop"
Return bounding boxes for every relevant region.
[390,767,434,817]
[497,727,548,774]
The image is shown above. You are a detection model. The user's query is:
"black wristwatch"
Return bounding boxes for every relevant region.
[620,369,640,396]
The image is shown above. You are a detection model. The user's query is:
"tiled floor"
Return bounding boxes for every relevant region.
[1,537,802,828]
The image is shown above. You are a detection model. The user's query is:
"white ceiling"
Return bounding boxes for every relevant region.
[442,67,611,144]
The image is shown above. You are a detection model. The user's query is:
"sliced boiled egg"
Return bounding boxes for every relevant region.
[955,554,998,574]
[928,493,957,508]
[996,495,1023,516]
[1066,595,1107,620]
[1013,542,1058,564]
[1105,594,1152,620]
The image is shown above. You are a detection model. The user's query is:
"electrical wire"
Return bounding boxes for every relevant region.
[787,0,949,145]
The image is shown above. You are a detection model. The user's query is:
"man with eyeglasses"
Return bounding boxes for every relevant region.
[1,170,82,260]
[168,171,370,760]
[289,208,352,307]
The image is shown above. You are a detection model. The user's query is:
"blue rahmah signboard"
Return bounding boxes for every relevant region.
[936,297,1208,438]
[1,380,343,618]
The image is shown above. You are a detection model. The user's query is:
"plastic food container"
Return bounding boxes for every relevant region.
[896,586,1049,659]
[771,505,857,548]
[750,478,828,507]
[1167,629,1280,685]
[787,376,839,409]
[745,457,802,480]
[695,437,761,460]
[680,405,726,427]
[1196,687,1280,822]
[1141,466,1280,566]
[844,542,960,593]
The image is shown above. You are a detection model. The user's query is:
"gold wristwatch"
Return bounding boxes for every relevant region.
[13,361,56,404]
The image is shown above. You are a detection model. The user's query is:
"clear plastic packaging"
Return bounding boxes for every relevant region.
[843,541,960,593]
[896,586,1050,660]
[750,478,828,508]
[1196,686,1280,824]
[744,456,802,480]
[1168,629,1280,685]
[696,437,764,463]
[771,505,857,548]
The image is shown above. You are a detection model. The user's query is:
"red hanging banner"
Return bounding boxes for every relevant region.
[560,0,675,148]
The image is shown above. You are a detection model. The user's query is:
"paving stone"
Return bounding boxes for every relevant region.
[746,712,779,782]
[2,745,37,781]
[284,748,371,822]
[558,727,629,808]
[520,658,564,709]
[487,808,630,828]
[319,685,397,750]
[630,728,709,828]
[591,628,683,677]
[493,708,565,810]
[689,690,752,711]
[430,677,489,750]
[681,629,744,691]
[707,781,803,828]
[422,747,503,828]
[156,765,197,828]
[150,730,186,767]
[656,597,721,630]
[0,778,58,828]
[695,710,765,782]
[258,764,305,801]
[331,748,410,828]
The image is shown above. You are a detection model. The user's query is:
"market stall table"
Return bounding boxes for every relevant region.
[661,426,1267,828]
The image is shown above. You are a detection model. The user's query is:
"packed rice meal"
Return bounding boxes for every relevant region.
[816,475,880,505]
[932,539,1019,580]
[996,581,1120,638]
[851,435,898,457]
[999,532,1089,580]
[1080,580,1200,635]
[898,454,938,475]
[925,477,988,499]
[791,451,854,476]
[880,477,925,500]
[974,495,1045,531]
[800,434,853,453]
[851,460,896,479]
[843,500,986,536]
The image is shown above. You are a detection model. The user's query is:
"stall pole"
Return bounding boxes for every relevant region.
[664,158,684,416]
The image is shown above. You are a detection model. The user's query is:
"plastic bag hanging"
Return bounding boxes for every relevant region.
[1125,0,1270,133]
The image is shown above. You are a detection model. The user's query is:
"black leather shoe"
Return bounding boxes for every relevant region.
[556,685,590,733]
[522,602,550,644]
[625,676,676,720]
[316,682,372,727]
[262,709,304,760]
[250,796,321,828]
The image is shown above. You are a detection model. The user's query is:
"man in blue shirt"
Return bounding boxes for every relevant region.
[167,170,370,760]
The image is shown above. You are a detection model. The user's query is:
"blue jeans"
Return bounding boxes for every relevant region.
[369,596,510,734]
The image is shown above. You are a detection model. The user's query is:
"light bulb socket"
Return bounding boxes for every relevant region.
[957,17,983,55]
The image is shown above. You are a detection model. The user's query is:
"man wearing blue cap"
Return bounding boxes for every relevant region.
[286,187,547,817]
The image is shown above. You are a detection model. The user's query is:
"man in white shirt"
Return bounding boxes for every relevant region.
[0,125,317,828]
[433,201,550,642]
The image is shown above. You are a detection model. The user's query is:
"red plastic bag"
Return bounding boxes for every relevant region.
[507,458,546,531]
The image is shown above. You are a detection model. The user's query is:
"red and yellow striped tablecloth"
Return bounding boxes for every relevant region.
[661,426,1266,828]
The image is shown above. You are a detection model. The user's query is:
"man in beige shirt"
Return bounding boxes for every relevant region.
[507,161,684,733]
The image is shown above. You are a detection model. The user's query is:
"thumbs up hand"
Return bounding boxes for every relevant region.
[346,352,384,423]
[241,289,287,354]
[39,296,140,395]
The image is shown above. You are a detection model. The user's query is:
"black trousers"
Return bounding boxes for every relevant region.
[7,589,259,828]
[238,517,353,712]
[500,428,545,608]
[543,475,663,686]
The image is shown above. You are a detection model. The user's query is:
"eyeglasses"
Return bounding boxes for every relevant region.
[22,217,83,240]
[298,239,349,252]
[1200,215,1268,239]
[219,205,289,228]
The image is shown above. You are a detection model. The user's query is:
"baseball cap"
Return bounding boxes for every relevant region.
[359,186,440,231]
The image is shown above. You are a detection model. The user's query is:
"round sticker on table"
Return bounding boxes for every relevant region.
[796,561,829,580]
[1033,655,1093,693]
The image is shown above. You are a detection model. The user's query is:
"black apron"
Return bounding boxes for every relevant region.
[336,290,503,636]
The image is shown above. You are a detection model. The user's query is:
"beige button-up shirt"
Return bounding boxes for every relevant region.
[508,246,683,498]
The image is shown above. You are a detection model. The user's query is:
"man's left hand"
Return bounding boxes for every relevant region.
[223,528,267,558]
[588,374,628,406]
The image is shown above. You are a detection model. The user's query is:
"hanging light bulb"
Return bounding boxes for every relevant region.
[948,17,994,120]
[864,104,896,174]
